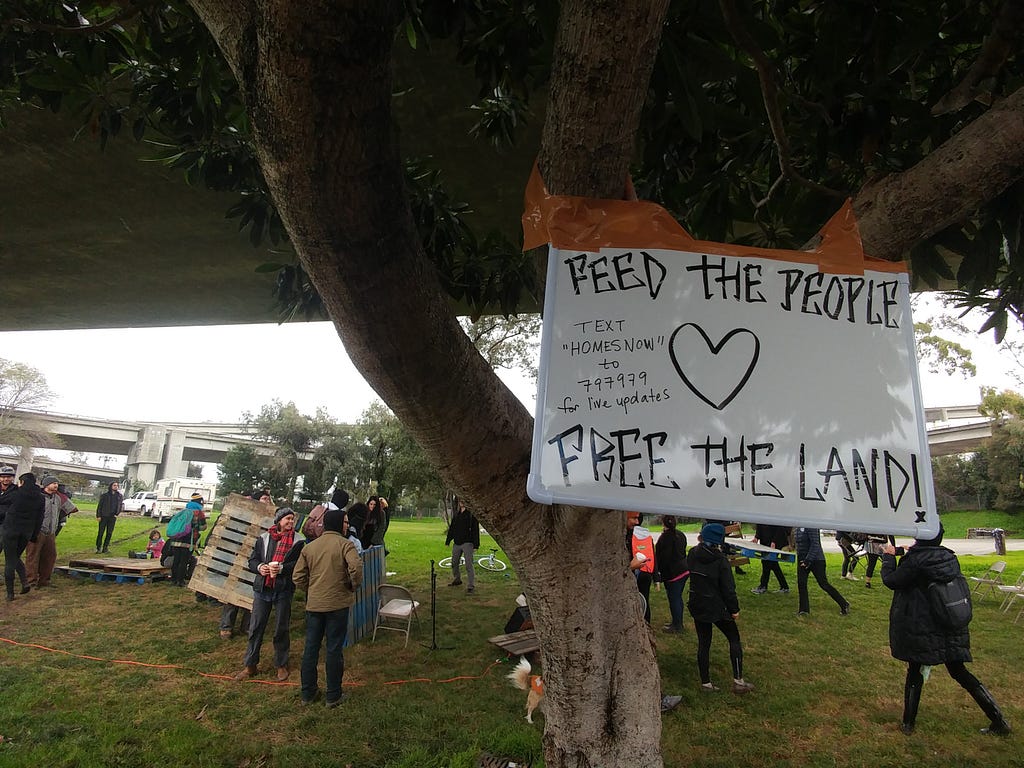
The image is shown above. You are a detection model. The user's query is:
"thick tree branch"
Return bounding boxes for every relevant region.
[187,0,256,82]
[719,0,845,200]
[855,86,1024,260]
[932,0,1024,115]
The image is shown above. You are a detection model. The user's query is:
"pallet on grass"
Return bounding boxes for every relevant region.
[56,565,168,584]
[488,629,540,657]
[67,557,170,575]
[187,493,385,646]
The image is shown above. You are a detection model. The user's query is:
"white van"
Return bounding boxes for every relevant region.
[124,491,159,516]
[152,477,218,522]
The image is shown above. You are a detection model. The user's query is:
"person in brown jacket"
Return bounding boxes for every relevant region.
[293,506,362,707]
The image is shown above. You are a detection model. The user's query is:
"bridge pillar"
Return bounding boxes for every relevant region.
[15,446,34,477]
[159,429,188,479]
[126,426,168,489]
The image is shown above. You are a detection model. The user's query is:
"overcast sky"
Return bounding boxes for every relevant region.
[0,298,1019,428]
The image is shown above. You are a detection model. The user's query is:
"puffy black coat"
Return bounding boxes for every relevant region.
[655,527,688,582]
[882,545,971,665]
[686,543,738,622]
[3,482,44,540]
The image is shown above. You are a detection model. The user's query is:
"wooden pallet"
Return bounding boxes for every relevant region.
[488,629,540,657]
[56,565,169,584]
[67,557,169,575]
[187,493,386,646]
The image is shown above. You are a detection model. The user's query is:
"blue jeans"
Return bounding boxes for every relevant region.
[301,607,350,703]
[664,577,687,628]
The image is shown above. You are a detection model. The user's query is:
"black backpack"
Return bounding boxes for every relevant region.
[926,575,973,629]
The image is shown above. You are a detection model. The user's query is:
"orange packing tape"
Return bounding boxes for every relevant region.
[521,163,907,276]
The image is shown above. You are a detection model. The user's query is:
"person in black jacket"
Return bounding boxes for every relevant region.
[3,472,44,601]
[686,523,754,694]
[95,481,123,554]
[655,515,688,632]
[445,497,480,593]
[750,524,790,594]
[882,524,1010,736]
[795,527,850,616]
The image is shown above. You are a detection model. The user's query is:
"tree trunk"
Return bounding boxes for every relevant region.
[188,1,670,765]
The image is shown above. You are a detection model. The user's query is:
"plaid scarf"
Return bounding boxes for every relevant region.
[264,525,294,588]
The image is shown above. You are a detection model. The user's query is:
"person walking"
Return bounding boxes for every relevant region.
[836,531,860,581]
[3,472,44,601]
[95,481,123,553]
[445,498,480,593]
[685,523,754,694]
[293,506,362,707]
[882,524,1011,736]
[654,514,687,632]
[234,507,304,682]
[750,524,790,594]
[795,527,850,616]
[165,495,207,586]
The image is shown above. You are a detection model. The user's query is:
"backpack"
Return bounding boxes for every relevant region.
[926,575,973,629]
[166,508,193,539]
[302,504,327,540]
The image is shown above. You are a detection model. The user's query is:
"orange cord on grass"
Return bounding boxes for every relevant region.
[0,636,503,688]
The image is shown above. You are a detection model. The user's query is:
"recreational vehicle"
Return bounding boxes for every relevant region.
[149,477,218,522]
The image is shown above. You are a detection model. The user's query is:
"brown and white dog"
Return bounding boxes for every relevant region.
[507,656,545,723]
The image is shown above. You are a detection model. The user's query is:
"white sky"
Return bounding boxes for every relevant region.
[0,295,1019,429]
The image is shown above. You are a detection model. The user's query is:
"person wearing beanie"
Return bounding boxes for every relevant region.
[24,475,76,588]
[293,505,363,707]
[95,481,124,554]
[882,523,1011,736]
[685,523,754,694]
[3,473,44,601]
[234,507,304,683]
[794,527,850,617]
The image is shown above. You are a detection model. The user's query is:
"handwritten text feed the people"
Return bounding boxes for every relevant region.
[528,246,938,538]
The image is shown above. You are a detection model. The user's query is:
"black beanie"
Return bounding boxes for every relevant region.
[323,506,345,534]
[915,521,945,547]
[330,488,349,509]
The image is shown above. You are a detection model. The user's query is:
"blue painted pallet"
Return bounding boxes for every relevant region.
[56,566,168,584]
[346,545,386,647]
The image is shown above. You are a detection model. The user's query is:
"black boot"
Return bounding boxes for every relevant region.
[969,684,1011,735]
[901,679,922,734]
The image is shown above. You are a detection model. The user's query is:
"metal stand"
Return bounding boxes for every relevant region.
[422,559,453,650]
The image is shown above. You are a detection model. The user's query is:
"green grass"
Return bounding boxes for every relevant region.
[1,514,1022,767]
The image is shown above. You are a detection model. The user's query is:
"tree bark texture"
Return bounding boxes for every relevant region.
[189,1,668,766]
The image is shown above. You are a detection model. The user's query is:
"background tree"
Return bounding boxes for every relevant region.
[7,1,1024,765]
[931,451,997,510]
[186,461,204,479]
[242,399,332,499]
[461,314,541,380]
[0,357,55,452]
[216,443,284,497]
[979,388,1024,510]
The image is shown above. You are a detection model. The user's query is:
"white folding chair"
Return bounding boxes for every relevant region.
[371,584,420,648]
[968,561,1006,602]
[996,570,1024,612]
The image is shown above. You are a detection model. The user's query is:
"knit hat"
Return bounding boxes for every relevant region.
[323,506,345,533]
[274,507,296,524]
[700,523,726,546]
[40,475,59,487]
[330,488,349,509]
[0,465,15,476]
[190,492,203,501]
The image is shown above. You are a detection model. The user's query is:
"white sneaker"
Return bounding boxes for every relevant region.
[844,574,859,581]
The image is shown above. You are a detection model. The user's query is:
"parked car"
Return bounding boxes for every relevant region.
[123,491,159,516]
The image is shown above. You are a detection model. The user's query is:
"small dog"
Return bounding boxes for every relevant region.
[507,656,545,723]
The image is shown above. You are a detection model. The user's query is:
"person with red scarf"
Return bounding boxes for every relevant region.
[234,507,304,682]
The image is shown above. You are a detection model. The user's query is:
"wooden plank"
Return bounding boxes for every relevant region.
[488,629,540,656]
[66,557,170,575]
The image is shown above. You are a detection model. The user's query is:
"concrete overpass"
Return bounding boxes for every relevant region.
[3,409,314,488]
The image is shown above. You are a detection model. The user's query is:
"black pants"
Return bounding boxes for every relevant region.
[797,560,847,613]
[758,560,789,590]
[3,532,29,596]
[694,618,743,684]
[96,517,116,551]
[636,572,653,624]
[169,544,193,585]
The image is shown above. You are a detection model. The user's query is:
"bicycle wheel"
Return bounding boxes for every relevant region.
[437,556,453,569]
[477,555,507,572]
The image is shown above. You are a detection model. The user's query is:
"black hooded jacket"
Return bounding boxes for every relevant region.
[882,545,971,665]
[4,479,45,540]
[685,542,739,623]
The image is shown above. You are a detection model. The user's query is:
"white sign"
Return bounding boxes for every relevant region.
[528,244,938,537]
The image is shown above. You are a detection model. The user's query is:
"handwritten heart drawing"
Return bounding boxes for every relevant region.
[668,324,760,410]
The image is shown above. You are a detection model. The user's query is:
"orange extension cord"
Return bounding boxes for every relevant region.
[0,636,504,688]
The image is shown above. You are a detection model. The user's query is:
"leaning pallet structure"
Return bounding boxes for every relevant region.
[188,493,386,646]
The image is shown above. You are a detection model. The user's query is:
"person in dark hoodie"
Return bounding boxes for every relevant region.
[3,472,44,600]
[685,523,754,694]
[882,523,1010,736]
[655,514,688,633]
[95,481,123,553]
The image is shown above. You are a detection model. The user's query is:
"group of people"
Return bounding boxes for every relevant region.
[1,466,79,599]
[624,513,1011,735]
[228,487,364,708]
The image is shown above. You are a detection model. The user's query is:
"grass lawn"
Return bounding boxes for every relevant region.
[1,513,1022,767]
